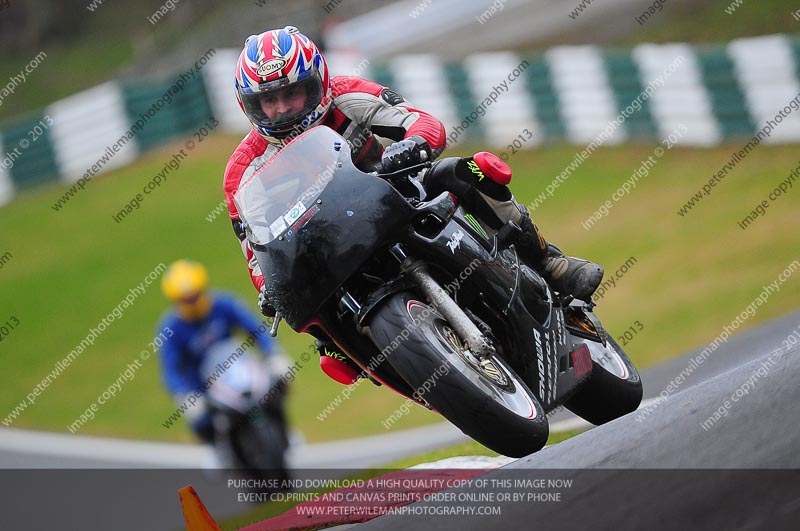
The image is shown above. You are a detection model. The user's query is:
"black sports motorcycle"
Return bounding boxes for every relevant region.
[234,126,642,458]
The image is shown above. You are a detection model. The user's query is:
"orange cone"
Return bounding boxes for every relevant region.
[179,485,221,531]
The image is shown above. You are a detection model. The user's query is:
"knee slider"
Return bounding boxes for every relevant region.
[471,152,512,185]
[464,153,513,202]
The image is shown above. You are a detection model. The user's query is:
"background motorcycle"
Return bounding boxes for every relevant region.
[201,339,291,480]
[235,127,642,458]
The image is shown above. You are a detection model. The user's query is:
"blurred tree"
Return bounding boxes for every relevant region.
[0,0,90,55]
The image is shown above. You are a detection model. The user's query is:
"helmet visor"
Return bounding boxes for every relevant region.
[240,75,323,138]
[176,291,211,321]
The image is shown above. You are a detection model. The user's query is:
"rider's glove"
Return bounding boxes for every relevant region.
[258,286,276,318]
[380,135,432,173]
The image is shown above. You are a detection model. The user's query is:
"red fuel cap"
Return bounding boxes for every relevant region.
[473,152,512,185]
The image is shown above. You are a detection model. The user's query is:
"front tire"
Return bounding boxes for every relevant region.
[368,292,549,457]
[230,416,289,482]
[564,336,643,425]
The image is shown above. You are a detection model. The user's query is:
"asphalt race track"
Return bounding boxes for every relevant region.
[0,421,469,469]
[0,422,469,531]
[546,309,800,426]
[359,314,800,530]
[2,311,799,531]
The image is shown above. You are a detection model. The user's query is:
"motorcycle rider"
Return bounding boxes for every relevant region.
[157,259,277,445]
[223,26,603,381]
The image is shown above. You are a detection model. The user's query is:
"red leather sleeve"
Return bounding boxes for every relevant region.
[405,105,446,152]
[331,76,446,153]
[223,152,249,220]
[223,141,265,292]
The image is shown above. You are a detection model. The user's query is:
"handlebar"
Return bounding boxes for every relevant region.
[372,161,433,182]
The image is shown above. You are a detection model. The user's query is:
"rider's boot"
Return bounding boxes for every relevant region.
[190,414,222,468]
[476,192,603,300]
[514,210,604,301]
[316,339,361,385]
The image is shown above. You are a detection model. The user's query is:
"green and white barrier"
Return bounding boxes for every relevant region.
[48,81,140,184]
[547,45,626,145]
[1,34,798,207]
[729,34,800,143]
[0,134,14,206]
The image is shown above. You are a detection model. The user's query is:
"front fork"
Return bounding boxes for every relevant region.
[389,244,496,360]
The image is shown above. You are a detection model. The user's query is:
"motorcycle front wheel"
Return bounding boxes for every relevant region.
[230,415,290,482]
[368,292,549,458]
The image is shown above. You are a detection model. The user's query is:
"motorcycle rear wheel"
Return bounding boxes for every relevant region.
[564,336,643,425]
[369,292,549,458]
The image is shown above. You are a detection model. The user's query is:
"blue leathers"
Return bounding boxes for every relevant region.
[157,291,273,397]
[157,291,273,441]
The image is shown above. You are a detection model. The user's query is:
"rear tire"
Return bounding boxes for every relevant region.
[564,336,643,425]
[369,292,549,458]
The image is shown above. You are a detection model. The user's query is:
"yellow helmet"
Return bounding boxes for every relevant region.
[162,260,212,321]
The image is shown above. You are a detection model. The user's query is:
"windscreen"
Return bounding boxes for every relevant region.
[234,127,348,245]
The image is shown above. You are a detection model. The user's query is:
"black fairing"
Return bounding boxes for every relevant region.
[251,158,414,330]
[403,210,573,410]
[238,127,587,412]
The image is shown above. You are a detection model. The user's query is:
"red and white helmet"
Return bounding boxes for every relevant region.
[234,26,332,143]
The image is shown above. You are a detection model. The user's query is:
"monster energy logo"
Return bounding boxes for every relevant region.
[464,213,488,239]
